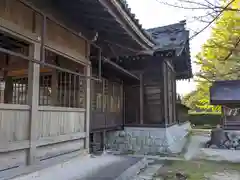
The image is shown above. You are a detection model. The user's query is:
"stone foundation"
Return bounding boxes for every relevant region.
[106,122,191,154]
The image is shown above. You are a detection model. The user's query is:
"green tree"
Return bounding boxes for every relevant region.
[183,0,240,112]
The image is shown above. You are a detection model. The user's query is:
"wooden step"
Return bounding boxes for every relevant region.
[224,125,240,130]
[224,121,240,125]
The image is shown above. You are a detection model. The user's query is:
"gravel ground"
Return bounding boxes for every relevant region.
[210,171,240,180]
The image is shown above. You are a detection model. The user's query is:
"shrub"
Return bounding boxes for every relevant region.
[189,113,221,127]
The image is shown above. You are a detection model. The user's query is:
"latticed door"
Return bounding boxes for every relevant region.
[91,78,105,130]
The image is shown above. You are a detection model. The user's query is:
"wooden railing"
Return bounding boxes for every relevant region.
[0,104,87,178]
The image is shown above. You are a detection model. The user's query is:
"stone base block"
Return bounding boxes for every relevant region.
[106,122,191,155]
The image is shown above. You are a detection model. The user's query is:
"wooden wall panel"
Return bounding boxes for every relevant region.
[0,105,29,172]
[35,12,43,36]
[0,150,27,171]
[0,106,30,142]
[38,107,85,138]
[0,0,34,33]
[36,139,84,161]
[46,19,87,61]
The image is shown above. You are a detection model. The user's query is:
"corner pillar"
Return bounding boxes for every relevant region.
[85,64,91,152]
[28,43,40,165]
[139,73,144,124]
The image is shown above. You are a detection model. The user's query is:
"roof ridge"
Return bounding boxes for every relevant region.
[117,0,154,43]
[146,20,187,32]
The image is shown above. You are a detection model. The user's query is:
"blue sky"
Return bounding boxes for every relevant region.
[126,0,213,95]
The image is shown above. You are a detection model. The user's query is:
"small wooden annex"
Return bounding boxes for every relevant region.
[0,0,155,178]
[210,80,240,130]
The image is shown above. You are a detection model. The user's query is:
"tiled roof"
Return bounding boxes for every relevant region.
[211,80,240,102]
[146,20,189,56]
[117,0,155,44]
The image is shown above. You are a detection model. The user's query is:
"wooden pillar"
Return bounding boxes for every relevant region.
[172,72,177,123]
[102,78,106,151]
[75,70,82,108]
[3,54,13,104]
[221,106,225,127]
[4,76,13,104]
[27,43,40,165]
[163,61,169,126]
[85,64,91,152]
[120,81,124,126]
[51,69,58,106]
[139,73,144,124]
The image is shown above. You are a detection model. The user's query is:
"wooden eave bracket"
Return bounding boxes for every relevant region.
[98,0,155,50]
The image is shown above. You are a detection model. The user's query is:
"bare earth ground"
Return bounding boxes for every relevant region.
[153,129,240,180]
[133,129,240,180]
[154,159,240,180]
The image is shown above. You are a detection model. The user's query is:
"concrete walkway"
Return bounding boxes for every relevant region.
[13,154,143,180]
[184,135,209,160]
[79,156,143,180]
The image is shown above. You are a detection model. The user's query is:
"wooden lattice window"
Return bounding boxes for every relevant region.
[39,71,85,108]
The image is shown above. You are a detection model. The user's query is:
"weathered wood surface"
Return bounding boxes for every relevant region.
[38,106,85,138]
[0,104,87,171]
[0,0,88,64]
[0,0,91,177]
[91,77,123,131]
[46,19,87,61]
[0,105,30,143]
[36,139,85,161]
[125,85,140,124]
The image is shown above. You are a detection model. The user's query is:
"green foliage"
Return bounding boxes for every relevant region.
[189,114,221,126]
[183,0,240,112]
[188,111,221,115]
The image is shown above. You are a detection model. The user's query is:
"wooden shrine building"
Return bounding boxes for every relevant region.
[0,0,156,178]
[210,80,240,130]
[0,0,192,178]
[114,21,192,126]
[104,21,192,154]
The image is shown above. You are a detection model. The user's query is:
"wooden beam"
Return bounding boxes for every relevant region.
[81,14,117,22]
[7,68,52,77]
[0,132,87,153]
[0,140,29,153]
[40,15,47,62]
[27,43,40,165]
[37,132,86,147]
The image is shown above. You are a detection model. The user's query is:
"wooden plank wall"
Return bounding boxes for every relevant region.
[0,0,90,177]
[0,105,87,173]
[143,66,163,124]
[91,77,123,131]
[46,19,87,61]
[0,0,88,63]
[124,85,140,124]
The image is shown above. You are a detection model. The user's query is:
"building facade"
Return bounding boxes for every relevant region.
[0,0,192,178]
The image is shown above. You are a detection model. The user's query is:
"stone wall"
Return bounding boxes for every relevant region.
[166,122,191,153]
[106,122,191,155]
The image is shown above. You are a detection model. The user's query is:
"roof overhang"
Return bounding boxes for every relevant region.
[145,22,192,80]
[91,57,140,84]
[210,80,240,105]
[100,0,155,49]
[23,0,155,57]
